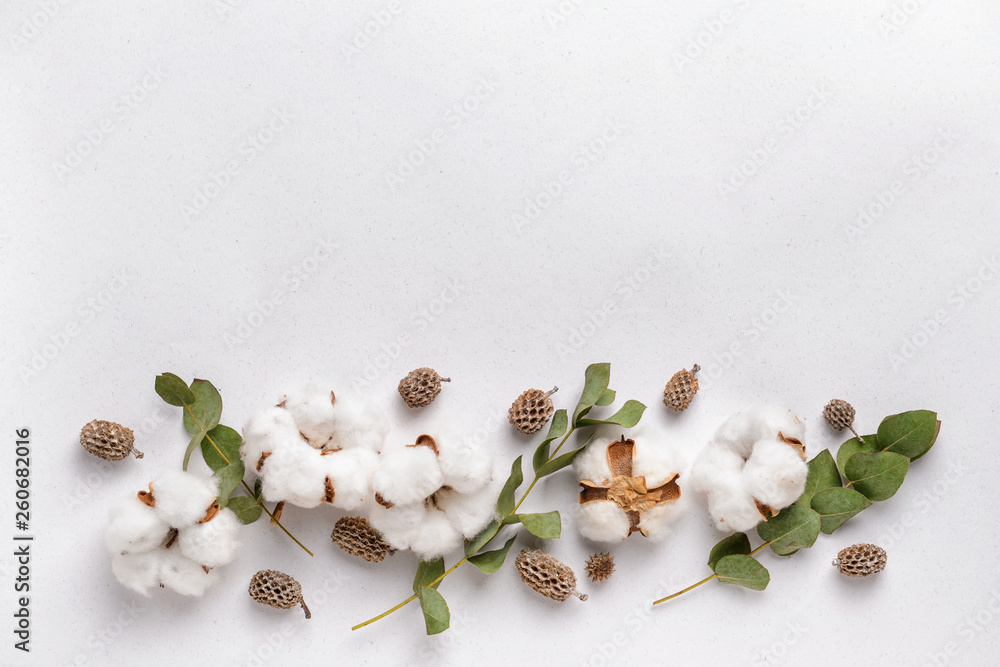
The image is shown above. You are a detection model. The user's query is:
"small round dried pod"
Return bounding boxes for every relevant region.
[248,570,311,618]
[823,399,864,443]
[515,548,588,602]
[832,543,887,577]
[508,386,558,435]
[332,516,395,563]
[398,368,451,408]
[663,364,700,412]
[584,552,615,583]
[80,420,143,460]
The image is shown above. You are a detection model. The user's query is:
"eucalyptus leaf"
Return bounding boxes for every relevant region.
[182,379,223,435]
[595,388,616,406]
[201,424,242,471]
[836,434,879,473]
[253,478,263,500]
[811,487,872,534]
[465,520,500,557]
[535,444,588,478]
[576,400,647,428]
[533,409,568,473]
[756,505,821,556]
[467,536,517,574]
[155,372,196,407]
[714,555,770,591]
[417,586,450,635]
[516,511,561,539]
[845,451,909,502]
[413,558,445,593]
[878,410,940,460]
[708,533,751,571]
[572,363,611,424]
[496,456,524,516]
[182,431,206,471]
[227,496,262,524]
[795,449,842,508]
[215,460,245,508]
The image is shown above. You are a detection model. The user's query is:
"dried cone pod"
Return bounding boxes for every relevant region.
[823,399,864,443]
[515,548,588,602]
[584,552,615,583]
[248,570,311,618]
[331,516,395,563]
[833,543,887,577]
[80,420,143,460]
[663,364,700,412]
[398,368,450,408]
[508,386,558,435]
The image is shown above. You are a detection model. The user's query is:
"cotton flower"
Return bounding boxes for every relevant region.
[107,470,240,596]
[241,383,387,510]
[574,426,685,542]
[690,405,808,533]
[368,432,498,560]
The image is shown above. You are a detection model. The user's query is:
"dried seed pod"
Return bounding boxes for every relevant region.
[663,364,700,412]
[584,552,615,583]
[80,420,143,460]
[332,516,395,563]
[823,399,864,443]
[508,386,558,435]
[833,543,887,577]
[515,548,588,602]
[398,368,450,408]
[248,570,311,618]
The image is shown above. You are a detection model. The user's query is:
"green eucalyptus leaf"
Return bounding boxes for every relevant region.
[795,449,842,508]
[533,409,568,473]
[573,363,611,424]
[253,478,263,500]
[836,434,879,473]
[465,520,500,557]
[501,515,521,525]
[534,444,588,478]
[155,372,196,407]
[182,431,206,471]
[417,586,450,635]
[595,389,616,406]
[878,410,940,460]
[413,558,445,593]
[708,533,751,571]
[467,536,517,574]
[811,487,872,534]
[182,379,223,435]
[845,451,909,502]
[496,456,524,516]
[215,460,245,508]
[714,555,770,591]
[226,496,262,524]
[201,424,242,471]
[756,505,821,556]
[576,400,647,428]
[516,511,561,539]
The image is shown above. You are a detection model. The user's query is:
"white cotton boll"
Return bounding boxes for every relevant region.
[242,406,303,465]
[328,395,389,453]
[280,383,337,448]
[713,406,804,458]
[641,493,688,542]
[703,466,764,532]
[106,497,172,555]
[177,509,241,569]
[259,443,327,508]
[323,448,378,511]
[632,440,686,488]
[577,501,631,542]
[159,550,218,597]
[151,470,219,528]
[436,436,493,495]
[112,551,165,596]
[574,439,613,484]
[408,508,464,560]
[372,445,442,506]
[689,443,744,496]
[368,502,426,551]
[435,483,498,538]
[744,438,808,509]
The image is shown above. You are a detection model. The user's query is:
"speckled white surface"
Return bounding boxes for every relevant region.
[2,1,1000,665]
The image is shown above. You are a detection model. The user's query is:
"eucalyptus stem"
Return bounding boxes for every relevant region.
[652,540,774,605]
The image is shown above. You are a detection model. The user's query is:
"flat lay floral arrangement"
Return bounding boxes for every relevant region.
[88,363,940,635]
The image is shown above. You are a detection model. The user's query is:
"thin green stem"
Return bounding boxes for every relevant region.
[652,539,775,606]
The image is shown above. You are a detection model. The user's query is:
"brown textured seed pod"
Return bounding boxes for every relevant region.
[248,570,311,618]
[833,543,887,577]
[515,548,588,602]
[584,552,616,583]
[663,364,700,412]
[398,368,451,408]
[508,386,558,435]
[331,516,395,563]
[80,420,143,460]
[823,399,864,443]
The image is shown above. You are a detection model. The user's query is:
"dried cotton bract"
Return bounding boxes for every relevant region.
[241,383,388,510]
[368,431,498,560]
[690,406,808,533]
[106,470,240,596]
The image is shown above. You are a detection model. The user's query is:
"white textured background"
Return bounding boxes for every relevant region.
[2,1,999,665]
